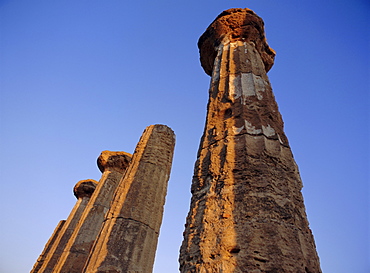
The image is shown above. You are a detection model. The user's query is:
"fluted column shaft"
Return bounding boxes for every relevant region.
[30,220,66,272]
[53,151,131,273]
[83,124,175,273]
[180,8,321,273]
[34,179,97,273]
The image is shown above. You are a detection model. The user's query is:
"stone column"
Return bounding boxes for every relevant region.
[53,151,132,273]
[30,220,65,272]
[83,124,175,273]
[33,179,97,273]
[179,8,321,272]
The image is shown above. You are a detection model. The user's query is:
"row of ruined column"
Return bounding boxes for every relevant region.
[31,124,175,273]
[31,8,322,273]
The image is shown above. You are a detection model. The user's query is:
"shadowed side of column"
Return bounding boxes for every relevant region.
[30,220,66,272]
[33,179,97,273]
[53,151,131,273]
[83,124,175,273]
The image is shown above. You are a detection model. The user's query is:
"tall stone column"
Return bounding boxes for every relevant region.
[33,179,97,273]
[53,151,132,273]
[30,220,66,273]
[83,124,175,273]
[180,8,321,273]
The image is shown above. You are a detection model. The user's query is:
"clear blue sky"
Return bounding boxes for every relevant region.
[1,1,369,272]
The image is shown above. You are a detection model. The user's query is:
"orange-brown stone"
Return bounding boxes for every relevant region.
[180,8,321,273]
[198,8,275,76]
[97,150,131,173]
[73,179,97,199]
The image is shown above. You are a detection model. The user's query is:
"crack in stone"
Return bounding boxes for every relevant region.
[115,217,158,234]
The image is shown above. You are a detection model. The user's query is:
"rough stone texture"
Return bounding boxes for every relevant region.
[74,179,97,199]
[180,8,321,273]
[83,124,175,273]
[53,151,132,273]
[198,8,275,76]
[34,179,98,273]
[97,150,132,173]
[30,220,66,273]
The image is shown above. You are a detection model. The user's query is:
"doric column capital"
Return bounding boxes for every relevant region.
[97,151,132,173]
[73,179,98,199]
[198,8,275,76]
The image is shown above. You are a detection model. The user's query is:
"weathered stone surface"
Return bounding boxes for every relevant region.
[97,150,132,173]
[83,124,175,273]
[198,8,275,76]
[180,8,321,273]
[34,179,98,273]
[74,179,98,199]
[53,151,132,273]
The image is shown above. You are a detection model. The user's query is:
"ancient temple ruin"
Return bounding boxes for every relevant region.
[179,8,321,272]
[32,7,321,273]
[31,124,175,273]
